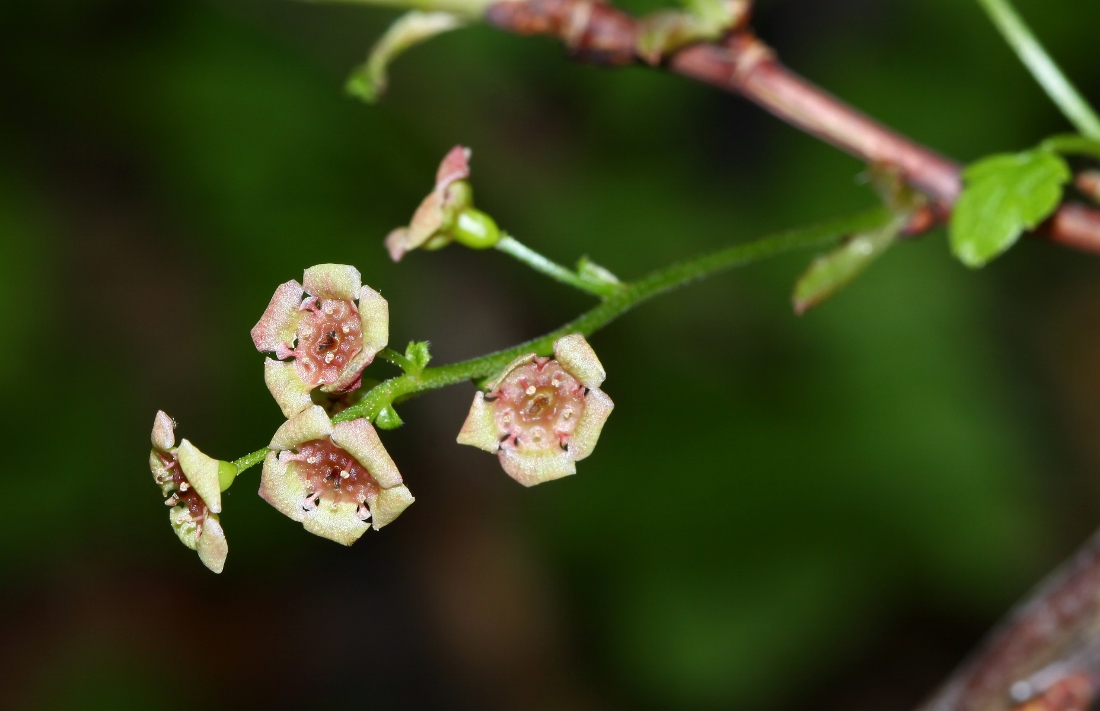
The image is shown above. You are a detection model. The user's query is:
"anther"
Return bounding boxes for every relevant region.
[324,352,335,364]
[340,470,350,479]
[341,324,351,334]
[179,482,190,492]
[525,385,537,396]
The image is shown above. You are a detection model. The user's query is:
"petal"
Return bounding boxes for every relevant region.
[170,505,200,550]
[456,392,502,452]
[485,352,537,393]
[303,264,362,302]
[264,359,315,418]
[197,514,228,574]
[269,405,334,451]
[369,484,415,529]
[568,387,614,461]
[357,285,389,357]
[259,452,310,522]
[499,447,576,487]
[149,450,175,496]
[553,334,606,389]
[251,280,304,353]
[332,419,402,488]
[177,439,222,514]
[303,499,370,546]
[435,145,471,187]
[385,227,414,262]
[405,191,447,251]
[151,411,175,451]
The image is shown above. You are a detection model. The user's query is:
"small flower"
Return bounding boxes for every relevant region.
[149,411,234,574]
[457,334,614,486]
[251,264,389,418]
[385,146,501,261]
[260,406,414,545]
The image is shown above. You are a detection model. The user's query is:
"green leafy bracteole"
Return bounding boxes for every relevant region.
[949,148,1070,268]
[346,11,465,104]
[792,216,905,315]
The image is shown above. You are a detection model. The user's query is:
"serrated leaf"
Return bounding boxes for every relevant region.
[1042,133,1100,161]
[949,149,1070,268]
[346,12,464,104]
[792,217,902,315]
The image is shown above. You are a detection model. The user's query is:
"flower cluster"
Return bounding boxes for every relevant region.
[149,411,234,573]
[147,151,617,573]
[457,334,614,486]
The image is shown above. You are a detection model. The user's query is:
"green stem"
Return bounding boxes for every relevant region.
[229,206,890,472]
[496,235,621,298]
[976,0,1100,140]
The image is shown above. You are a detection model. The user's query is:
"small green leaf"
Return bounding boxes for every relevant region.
[792,218,902,315]
[375,405,404,430]
[346,11,465,104]
[949,148,1070,268]
[404,341,432,373]
[1042,133,1100,161]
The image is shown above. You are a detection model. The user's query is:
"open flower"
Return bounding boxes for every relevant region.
[149,411,233,573]
[260,406,414,545]
[457,334,614,486]
[251,264,389,418]
[385,145,475,261]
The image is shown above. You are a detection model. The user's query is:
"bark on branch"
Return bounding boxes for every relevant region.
[486,0,1100,254]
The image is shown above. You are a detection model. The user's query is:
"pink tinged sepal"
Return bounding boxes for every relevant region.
[484,352,537,392]
[251,280,304,353]
[330,419,403,488]
[553,334,606,389]
[356,285,389,358]
[177,439,222,514]
[152,410,175,451]
[303,264,361,302]
[568,387,614,461]
[258,451,309,522]
[269,405,334,451]
[456,392,501,453]
[368,484,415,529]
[264,359,314,419]
[196,514,228,574]
[302,499,370,546]
[499,447,576,487]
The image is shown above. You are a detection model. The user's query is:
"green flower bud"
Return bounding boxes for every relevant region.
[451,208,501,250]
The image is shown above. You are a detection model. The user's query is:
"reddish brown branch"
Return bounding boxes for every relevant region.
[485,0,1100,254]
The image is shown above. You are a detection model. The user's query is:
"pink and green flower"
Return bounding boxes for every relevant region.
[149,411,234,573]
[457,334,614,486]
[251,264,389,418]
[260,406,414,545]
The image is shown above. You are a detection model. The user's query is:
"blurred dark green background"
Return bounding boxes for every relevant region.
[3,0,1100,708]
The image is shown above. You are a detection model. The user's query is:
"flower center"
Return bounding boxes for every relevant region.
[493,360,585,450]
[295,438,379,508]
[294,298,362,386]
[170,466,208,523]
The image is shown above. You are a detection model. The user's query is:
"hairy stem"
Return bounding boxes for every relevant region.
[228,206,889,474]
[975,0,1100,140]
[496,234,620,297]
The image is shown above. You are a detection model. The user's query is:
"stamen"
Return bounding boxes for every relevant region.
[562,408,573,419]
[300,493,319,511]
[356,505,372,521]
[341,324,350,334]
[179,482,190,492]
[164,495,179,506]
[324,352,335,364]
[307,456,318,464]
[340,470,350,479]
[525,385,537,396]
